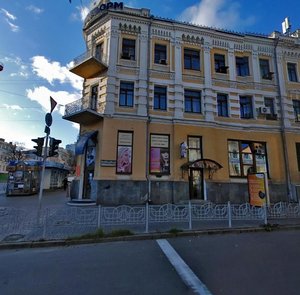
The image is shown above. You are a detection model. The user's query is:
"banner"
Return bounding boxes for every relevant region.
[247,173,266,207]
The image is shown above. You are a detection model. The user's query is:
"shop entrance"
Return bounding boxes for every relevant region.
[189,168,203,200]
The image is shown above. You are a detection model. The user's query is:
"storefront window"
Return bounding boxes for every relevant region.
[228,140,267,177]
[116,131,133,174]
[150,134,170,175]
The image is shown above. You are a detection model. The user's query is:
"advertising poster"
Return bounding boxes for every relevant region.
[248,173,266,207]
[150,147,161,173]
[117,146,132,173]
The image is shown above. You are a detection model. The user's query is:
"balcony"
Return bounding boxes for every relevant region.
[63,98,103,124]
[69,50,108,79]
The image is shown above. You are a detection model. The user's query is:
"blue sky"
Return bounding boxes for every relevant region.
[0,0,299,149]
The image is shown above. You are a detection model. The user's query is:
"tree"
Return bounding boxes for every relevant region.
[6,142,26,161]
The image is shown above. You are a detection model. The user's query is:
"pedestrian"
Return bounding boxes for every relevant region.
[63,177,68,191]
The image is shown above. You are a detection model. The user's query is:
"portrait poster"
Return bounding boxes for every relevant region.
[117,146,132,174]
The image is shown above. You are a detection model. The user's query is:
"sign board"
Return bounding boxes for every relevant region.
[101,160,116,167]
[247,173,267,207]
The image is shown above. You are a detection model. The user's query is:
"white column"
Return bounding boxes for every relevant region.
[251,47,260,83]
[228,47,236,81]
[173,38,183,119]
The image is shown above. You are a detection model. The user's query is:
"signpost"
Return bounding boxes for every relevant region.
[37,97,57,222]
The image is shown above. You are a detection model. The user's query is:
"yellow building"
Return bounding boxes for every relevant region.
[64,1,300,204]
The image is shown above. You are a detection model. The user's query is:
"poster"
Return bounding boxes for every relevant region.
[150,134,170,174]
[117,146,132,173]
[248,173,266,207]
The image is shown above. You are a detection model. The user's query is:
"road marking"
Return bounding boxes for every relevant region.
[156,239,213,295]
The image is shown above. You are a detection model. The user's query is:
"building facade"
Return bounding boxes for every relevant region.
[64,1,300,204]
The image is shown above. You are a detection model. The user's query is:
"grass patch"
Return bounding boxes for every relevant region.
[67,228,133,241]
[168,228,183,235]
[0,173,8,183]
[262,223,279,232]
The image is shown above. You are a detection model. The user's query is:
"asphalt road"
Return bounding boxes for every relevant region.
[0,230,300,295]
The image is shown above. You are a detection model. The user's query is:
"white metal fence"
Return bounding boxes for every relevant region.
[0,201,300,243]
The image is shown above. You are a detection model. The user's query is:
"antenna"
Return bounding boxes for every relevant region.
[282,17,291,35]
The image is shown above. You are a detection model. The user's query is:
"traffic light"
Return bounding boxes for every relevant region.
[49,137,62,157]
[32,137,44,157]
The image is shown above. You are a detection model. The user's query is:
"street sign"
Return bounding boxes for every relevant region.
[45,113,52,127]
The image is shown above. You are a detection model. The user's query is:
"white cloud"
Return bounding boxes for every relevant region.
[1,8,16,21]
[26,86,81,116]
[179,0,255,31]
[31,56,83,91]
[5,19,19,32]
[2,104,23,110]
[26,5,44,15]
[71,5,89,22]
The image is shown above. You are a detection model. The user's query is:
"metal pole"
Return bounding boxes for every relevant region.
[145,202,149,233]
[37,133,49,223]
[188,201,192,230]
[228,201,232,228]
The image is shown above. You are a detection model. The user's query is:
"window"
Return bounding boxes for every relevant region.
[296,143,300,171]
[236,56,249,76]
[154,44,167,64]
[119,81,134,107]
[287,63,298,82]
[264,97,276,120]
[121,38,135,60]
[90,85,98,110]
[184,49,200,70]
[154,86,167,110]
[260,59,272,80]
[293,100,300,121]
[188,136,202,162]
[116,131,133,174]
[150,134,170,175]
[217,93,229,117]
[228,140,268,177]
[184,90,201,113]
[95,43,103,60]
[214,54,227,73]
[240,96,253,119]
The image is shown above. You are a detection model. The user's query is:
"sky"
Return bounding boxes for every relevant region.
[0,0,299,149]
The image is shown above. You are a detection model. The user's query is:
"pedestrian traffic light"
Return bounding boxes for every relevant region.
[49,137,62,157]
[31,137,44,157]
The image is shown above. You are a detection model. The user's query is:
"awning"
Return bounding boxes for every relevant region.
[75,131,98,155]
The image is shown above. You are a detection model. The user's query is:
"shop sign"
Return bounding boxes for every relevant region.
[101,160,116,167]
[247,173,267,207]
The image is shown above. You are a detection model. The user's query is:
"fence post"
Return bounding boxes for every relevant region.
[264,204,268,225]
[188,201,192,230]
[228,201,232,228]
[97,205,101,228]
[145,202,149,233]
[42,208,48,240]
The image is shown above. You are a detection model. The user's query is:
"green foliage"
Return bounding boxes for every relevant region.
[106,229,133,237]
[0,173,8,183]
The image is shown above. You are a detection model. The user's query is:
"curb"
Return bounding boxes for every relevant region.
[1,223,300,250]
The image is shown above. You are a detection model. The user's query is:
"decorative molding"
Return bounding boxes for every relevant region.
[212,39,229,49]
[119,23,141,34]
[182,34,204,45]
[152,28,171,38]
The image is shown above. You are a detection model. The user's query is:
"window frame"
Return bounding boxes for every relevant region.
[121,38,136,60]
[188,136,202,162]
[154,86,167,111]
[184,89,201,113]
[154,44,167,64]
[119,81,134,107]
[90,85,98,111]
[228,140,268,178]
[287,62,298,82]
[240,96,253,119]
[217,93,229,117]
[264,97,277,120]
[259,58,271,80]
[236,56,250,77]
[214,54,227,73]
[293,99,300,121]
[184,48,200,71]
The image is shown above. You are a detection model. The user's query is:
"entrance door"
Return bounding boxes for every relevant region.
[189,169,203,199]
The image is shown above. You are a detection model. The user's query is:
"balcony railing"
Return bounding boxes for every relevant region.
[70,50,108,78]
[64,98,84,117]
[72,49,108,68]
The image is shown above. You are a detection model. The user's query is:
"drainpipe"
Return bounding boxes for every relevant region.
[145,16,153,203]
[274,37,293,202]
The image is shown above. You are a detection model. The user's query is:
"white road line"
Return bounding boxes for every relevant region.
[156,239,213,295]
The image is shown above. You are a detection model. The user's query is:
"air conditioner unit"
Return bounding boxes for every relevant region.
[259,106,271,115]
[159,59,167,65]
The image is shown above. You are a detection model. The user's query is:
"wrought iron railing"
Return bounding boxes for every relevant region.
[64,98,84,116]
[72,49,108,68]
[1,202,300,242]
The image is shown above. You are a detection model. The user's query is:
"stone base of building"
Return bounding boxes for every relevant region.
[70,179,289,205]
